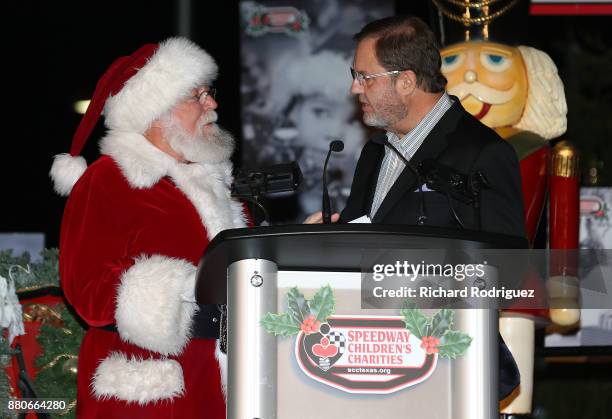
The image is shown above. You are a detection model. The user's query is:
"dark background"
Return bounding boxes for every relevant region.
[3,1,612,417]
[7,0,244,248]
[4,1,611,248]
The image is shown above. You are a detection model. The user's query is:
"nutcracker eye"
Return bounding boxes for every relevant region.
[480,53,512,72]
[441,53,464,73]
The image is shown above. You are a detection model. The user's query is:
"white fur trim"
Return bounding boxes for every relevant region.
[100,131,175,188]
[92,352,184,404]
[169,162,248,240]
[104,37,218,133]
[100,131,247,237]
[515,46,567,140]
[49,154,88,196]
[215,340,227,400]
[116,255,197,356]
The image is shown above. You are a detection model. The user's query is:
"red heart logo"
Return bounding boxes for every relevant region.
[312,337,338,359]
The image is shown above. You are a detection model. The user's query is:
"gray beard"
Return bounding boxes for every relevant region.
[361,89,408,129]
[363,112,390,128]
[165,113,235,164]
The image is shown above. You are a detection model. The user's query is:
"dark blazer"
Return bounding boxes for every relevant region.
[340,99,526,239]
[340,98,524,400]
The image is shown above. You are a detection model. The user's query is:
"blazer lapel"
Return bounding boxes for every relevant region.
[363,137,387,216]
[371,163,418,222]
[371,99,465,222]
[364,141,385,217]
[340,137,385,222]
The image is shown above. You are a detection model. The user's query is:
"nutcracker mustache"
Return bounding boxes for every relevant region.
[447,81,519,105]
[162,111,235,164]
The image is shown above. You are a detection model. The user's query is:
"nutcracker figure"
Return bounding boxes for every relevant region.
[433,0,580,416]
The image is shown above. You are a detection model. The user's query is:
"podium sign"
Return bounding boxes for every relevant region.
[197,225,526,419]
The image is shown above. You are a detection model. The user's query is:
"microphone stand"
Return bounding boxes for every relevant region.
[322,140,344,223]
[372,135,488,227]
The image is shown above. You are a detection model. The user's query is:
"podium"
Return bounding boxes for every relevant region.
[196,225,526,419]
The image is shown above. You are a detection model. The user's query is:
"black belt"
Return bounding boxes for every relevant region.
[97,304,222,339]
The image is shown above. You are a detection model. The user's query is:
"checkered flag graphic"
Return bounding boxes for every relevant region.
[327,331,346,354]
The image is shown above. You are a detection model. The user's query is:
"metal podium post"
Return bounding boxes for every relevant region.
[227,259,278,419]
[452,309,499,419]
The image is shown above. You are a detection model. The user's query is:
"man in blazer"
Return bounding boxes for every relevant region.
[341,16,525,236]
[308,15,524,400]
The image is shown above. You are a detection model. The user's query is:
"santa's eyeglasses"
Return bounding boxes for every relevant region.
[193,87,217,103]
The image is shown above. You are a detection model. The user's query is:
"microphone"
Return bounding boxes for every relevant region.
[322,140,344,224]
[418,159,486,204]
[231,162,303,224]
[371,134,488,227]
[231,162,302,198]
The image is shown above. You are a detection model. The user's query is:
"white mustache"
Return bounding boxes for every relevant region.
[447,81,519,105]
[200,111,218,126]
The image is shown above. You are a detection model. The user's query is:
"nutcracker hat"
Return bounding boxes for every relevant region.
[50,37,218,196]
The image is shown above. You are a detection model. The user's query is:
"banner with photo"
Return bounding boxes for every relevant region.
[239,0,393,222]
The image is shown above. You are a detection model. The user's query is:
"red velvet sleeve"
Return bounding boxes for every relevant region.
[58,162,143,327]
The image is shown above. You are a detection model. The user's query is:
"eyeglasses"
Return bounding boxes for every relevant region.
[193,87,216,103]
[350,67,405,86]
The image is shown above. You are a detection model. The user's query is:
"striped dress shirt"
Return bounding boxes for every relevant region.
[370,93,453,218]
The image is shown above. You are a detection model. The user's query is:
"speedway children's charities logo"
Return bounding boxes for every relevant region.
[296,316,435,393]
[261,286,473,394]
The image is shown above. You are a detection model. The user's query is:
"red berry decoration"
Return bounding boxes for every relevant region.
[420,336,440,355]
[300,315,320,334]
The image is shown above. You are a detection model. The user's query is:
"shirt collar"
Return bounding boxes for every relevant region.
[385,92,453,156]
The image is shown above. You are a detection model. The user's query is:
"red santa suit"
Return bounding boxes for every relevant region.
[50,38,243,418]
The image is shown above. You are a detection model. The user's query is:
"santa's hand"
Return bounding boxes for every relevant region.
[180,270,197,303]
[303,211,340,224]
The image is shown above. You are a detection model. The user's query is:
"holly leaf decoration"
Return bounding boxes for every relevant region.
[310,284,335,322]
[437,330,472,359]
[430,309,454,338]
[260,312,300,337]
[287,287,311,324]
[400,301,429,339]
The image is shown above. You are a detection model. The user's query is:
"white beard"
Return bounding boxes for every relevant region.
[164,111,235,164]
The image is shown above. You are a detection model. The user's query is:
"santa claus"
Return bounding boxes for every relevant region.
[50,37,246,418]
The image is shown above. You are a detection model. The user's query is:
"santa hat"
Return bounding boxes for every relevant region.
[50,37,218,196]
